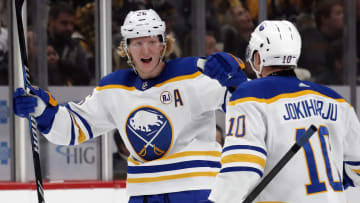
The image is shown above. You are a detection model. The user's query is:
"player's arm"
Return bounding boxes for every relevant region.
[13,86,114,146]
[209,101,267,203]
[343,106,360,188]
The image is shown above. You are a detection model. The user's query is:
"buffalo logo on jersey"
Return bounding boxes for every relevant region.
[126,106,173,161]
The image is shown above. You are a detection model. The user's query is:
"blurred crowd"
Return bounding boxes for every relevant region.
[0,0,359,85]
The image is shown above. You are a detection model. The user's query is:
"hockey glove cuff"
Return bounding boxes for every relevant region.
[204,52,247,87]
[13,86,59,134]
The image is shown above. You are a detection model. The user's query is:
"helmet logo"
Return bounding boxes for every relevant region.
[259,25,265,31]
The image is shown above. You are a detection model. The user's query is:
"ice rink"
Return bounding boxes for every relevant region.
[0,180,359,203]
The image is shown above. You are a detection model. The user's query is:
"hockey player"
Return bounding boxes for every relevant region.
[13,9,247,203]
[208,20,360,202]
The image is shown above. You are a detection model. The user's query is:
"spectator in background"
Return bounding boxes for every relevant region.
[205,31,220,57]
[47,2,90,86]
[245,0,300,21]
[221,4,253,60]
[295,0,317,30]
[221,3,255,78]
[216,124,224,147]
[0,23,8,85]
[317,40,344,85]
[298,0,344,83]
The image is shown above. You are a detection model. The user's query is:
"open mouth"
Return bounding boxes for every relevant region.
[141,57,152,63]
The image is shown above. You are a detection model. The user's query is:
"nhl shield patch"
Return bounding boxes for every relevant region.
[126,106,173,161]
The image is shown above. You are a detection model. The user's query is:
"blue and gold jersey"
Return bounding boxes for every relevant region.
[210,75,360,203]
[43,57,228,196]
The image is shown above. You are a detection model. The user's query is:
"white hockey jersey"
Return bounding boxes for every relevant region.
[42,57,228,196]
[209,74,360,203]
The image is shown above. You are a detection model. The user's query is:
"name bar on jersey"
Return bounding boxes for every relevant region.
[283,99,338,121]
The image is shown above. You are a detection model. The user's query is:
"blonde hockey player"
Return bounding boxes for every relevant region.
[13,9,247,203]
[208,20,360,202]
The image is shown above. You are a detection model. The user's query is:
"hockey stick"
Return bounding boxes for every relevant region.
[14,0,45,202]
[243,125,317,203]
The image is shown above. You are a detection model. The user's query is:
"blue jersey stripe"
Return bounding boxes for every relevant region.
[220,166,263,177]
[128,160,221,174]
[345,161,360,166]
[222,145,267,156]
[66,104,94,139]
[69,115,75,146]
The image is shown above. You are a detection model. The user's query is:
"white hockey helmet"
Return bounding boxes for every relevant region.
[245,20,301,77]
[121,9,166,44]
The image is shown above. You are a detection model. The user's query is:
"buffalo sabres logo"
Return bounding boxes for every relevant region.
[126,106,173,161]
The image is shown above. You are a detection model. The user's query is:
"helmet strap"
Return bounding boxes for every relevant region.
[124,44,138,74]
[249,56,262,78]
[159,41,166,61]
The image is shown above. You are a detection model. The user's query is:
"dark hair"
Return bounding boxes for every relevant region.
[49,2,75,19]
[314,0,343,28]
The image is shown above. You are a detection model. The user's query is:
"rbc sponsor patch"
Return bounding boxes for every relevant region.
[126,106,173,161]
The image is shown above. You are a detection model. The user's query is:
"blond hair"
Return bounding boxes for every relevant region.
[116,35,175,58]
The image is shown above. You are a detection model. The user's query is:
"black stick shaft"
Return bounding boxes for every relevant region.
[14,0,45,202]
[243,125,317,203]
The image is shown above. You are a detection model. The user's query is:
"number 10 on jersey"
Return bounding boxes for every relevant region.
[296,125,343,195]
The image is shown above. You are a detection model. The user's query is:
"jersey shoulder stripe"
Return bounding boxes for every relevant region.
[96,57,200,91]
[66,104,93,139]
[230,76,346,105]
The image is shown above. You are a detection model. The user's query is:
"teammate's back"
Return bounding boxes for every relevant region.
[224,75,359,202]
[209,20,360,203]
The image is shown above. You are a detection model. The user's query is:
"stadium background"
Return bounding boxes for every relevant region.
[0,0,359,202]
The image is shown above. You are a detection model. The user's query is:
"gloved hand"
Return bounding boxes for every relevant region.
[203,52,247,87]
[13,86,59,133]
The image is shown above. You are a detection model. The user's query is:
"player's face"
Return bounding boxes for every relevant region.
[128,36,165,79]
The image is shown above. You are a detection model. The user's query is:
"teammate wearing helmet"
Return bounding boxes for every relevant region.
[13,9,247,203]
[208,20,360,202]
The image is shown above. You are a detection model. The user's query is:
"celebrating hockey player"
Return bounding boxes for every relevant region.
[208,20,360,202]
[13,9,247,203]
